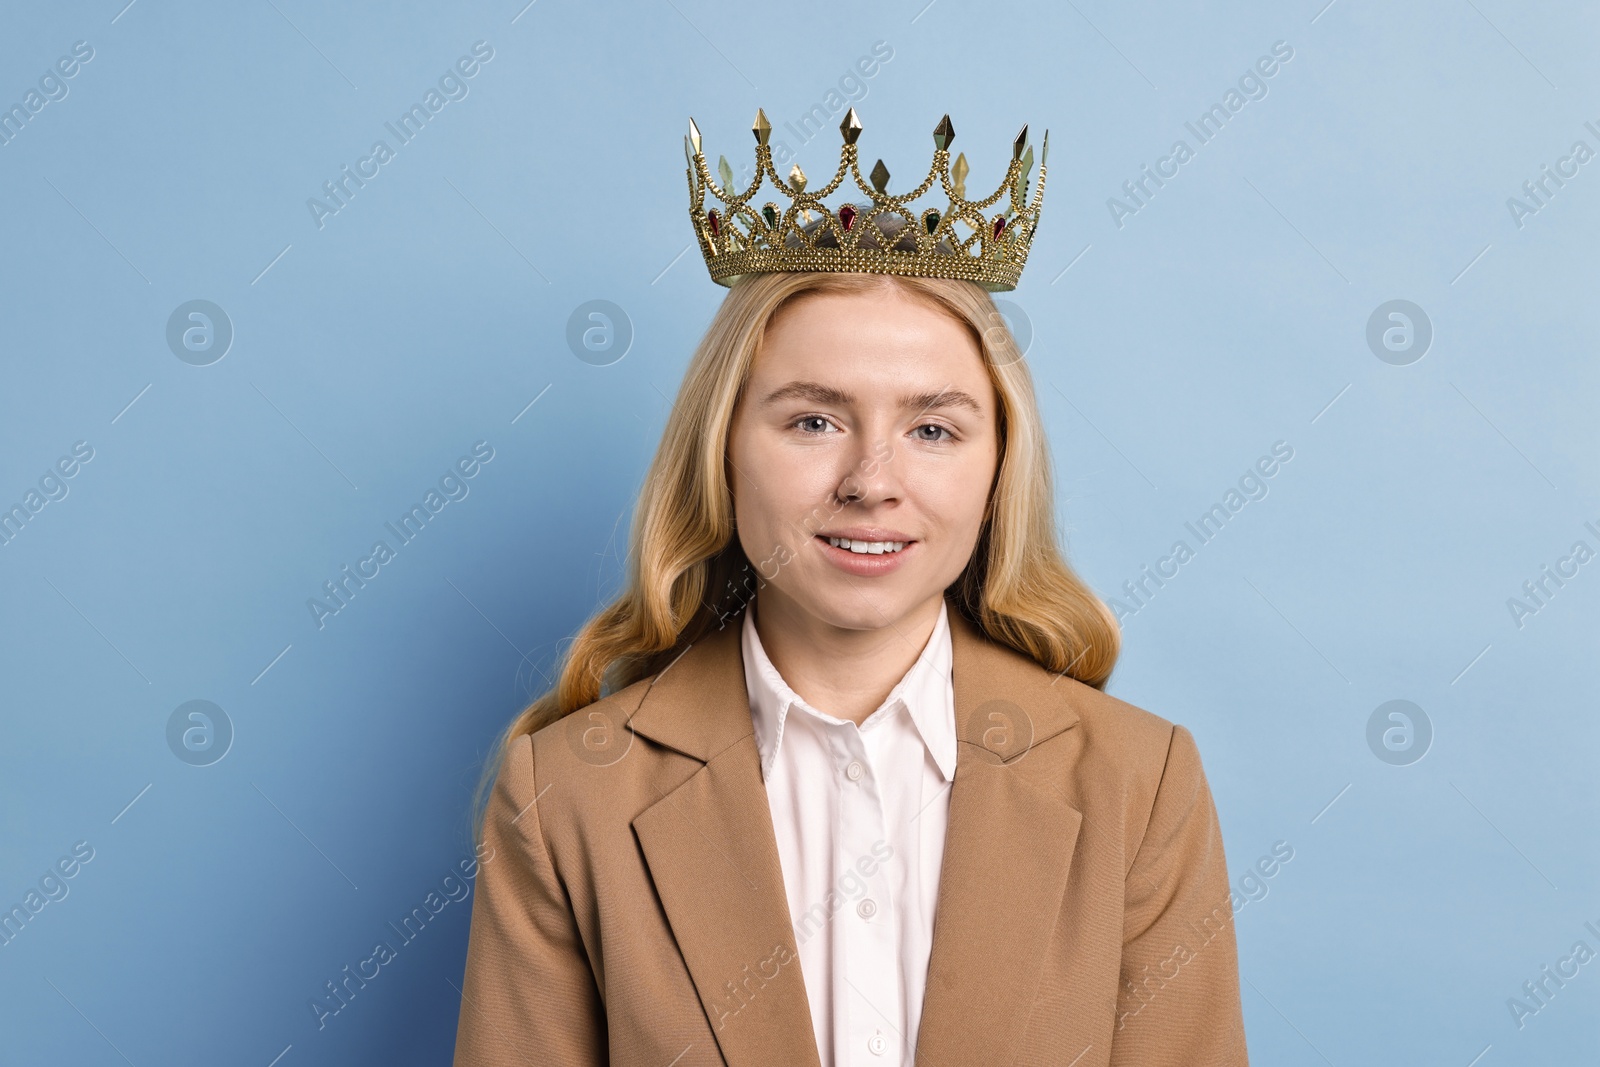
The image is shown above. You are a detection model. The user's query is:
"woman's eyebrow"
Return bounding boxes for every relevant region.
[760,380,982,414]
[902,387,983,415]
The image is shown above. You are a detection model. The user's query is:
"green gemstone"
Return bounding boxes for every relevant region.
[762,204,777,228]
[924,209,941,234]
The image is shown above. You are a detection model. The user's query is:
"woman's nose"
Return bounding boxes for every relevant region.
[834,432,900,504]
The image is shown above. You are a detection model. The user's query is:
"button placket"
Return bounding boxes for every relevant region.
[830,727,899,1064]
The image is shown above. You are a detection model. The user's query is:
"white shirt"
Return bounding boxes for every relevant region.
[741,597,956,1067]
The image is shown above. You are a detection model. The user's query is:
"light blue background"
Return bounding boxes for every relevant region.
[1,0,1595,1064]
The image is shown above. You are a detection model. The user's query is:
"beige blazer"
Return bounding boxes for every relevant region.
[453,598,1249,1066]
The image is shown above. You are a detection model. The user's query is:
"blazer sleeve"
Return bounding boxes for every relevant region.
[1109,725,1249,1067]
[453,732,608,1066]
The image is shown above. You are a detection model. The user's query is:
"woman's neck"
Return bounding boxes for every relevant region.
[751,590,944,727]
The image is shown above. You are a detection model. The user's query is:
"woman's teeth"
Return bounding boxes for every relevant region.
[825,537,907,555]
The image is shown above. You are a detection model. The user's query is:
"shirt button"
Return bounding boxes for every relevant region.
[868,1031,887,1055]
[857,897,877,919]
[845,760,864,781]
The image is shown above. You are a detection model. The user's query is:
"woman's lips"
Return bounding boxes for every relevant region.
[814,535,916,576]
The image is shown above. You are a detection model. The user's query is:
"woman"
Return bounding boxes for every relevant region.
[453,111,1248,1066]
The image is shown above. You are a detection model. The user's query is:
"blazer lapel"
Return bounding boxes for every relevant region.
[629,620,823,1067]
[912,607,1085,1066]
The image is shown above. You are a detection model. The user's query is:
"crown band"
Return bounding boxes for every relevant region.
[685,109,1048,292]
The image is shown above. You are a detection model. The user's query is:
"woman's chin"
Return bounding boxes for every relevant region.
[777,584,936,637]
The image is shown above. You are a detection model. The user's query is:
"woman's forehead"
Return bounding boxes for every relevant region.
[759,290,982,366]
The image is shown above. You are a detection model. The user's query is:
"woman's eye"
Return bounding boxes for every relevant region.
[796,416,836,434]
[914,423,952,442]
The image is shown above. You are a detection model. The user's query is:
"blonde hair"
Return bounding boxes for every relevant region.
[469,266,1120,843]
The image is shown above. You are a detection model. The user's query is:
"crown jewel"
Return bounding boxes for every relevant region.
[685,109,1048,292]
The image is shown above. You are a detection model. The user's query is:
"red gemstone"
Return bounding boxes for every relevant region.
[839,204,856,232]
[707,209,721,238]
[992,216,1006,238]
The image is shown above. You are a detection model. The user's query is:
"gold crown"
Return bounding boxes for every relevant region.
[685,108,1047,292]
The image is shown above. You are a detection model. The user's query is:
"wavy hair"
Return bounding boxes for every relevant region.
[470,237,1120,843]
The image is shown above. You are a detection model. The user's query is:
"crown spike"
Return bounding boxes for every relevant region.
[718,155,734,193]
[932,114,954,151]
[1015,144,1034,201]
[752,108,772,145]
[688,117,702,155]
[870,159,890,194]
[1012,124,1029,161]
[840,108,863,145]
[1041,129,1049,168]
[951,152,969,198]
[789,163,812,222]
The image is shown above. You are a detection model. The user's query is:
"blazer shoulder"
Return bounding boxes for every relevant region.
[517,672,677,845]
[1064,675,1176,758]
[523,673,657,779]
[1050,674,1202,804]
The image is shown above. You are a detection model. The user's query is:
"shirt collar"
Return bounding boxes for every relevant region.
[741,597,956,784]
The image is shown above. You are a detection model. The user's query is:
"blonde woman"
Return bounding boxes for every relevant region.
[453,112,1248,1066]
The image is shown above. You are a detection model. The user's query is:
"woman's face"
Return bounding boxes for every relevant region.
[726,284,1000,635]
